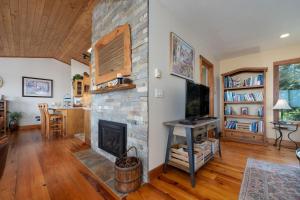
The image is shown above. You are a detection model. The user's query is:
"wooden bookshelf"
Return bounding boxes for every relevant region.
[221,67,268,145]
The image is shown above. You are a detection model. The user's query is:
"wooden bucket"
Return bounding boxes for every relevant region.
[115,146,142,193]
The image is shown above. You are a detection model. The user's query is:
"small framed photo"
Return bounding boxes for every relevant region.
[22,77,53,98]
[241,107,248,115]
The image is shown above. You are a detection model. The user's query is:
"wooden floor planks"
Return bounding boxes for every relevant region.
[0,129,298,200]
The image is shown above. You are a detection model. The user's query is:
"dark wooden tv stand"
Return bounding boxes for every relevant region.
[163,118,221,187]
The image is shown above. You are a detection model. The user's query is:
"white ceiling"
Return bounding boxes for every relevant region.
[160,0,300,60]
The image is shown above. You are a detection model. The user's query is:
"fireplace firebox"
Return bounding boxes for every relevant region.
[98,120,127,158]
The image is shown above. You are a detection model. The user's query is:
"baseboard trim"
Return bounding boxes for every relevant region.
[19,124,41,130]
[149,164,164,181]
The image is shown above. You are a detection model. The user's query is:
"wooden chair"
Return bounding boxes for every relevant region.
[38,104,47,135]
[0,135,8,179]
[41,104,64,139]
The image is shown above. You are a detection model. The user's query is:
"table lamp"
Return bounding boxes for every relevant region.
[273,99,292,121]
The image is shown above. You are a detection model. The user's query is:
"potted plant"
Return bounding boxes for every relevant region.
[72,74,83,82]
[9,112,22,132]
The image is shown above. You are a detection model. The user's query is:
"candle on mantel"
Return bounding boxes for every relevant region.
[117,73,123,84]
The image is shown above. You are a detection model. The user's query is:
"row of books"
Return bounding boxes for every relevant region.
[224,91,263,102]
[225,120,237,129]
[243,74,264,87]
[224,74,264,88]
[250,121,264,133]
[224,76,241,88]
[225,120,263,133]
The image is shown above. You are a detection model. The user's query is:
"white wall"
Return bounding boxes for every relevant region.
[0,58,71,126]
[71,59,90,78]
[219,44,300,141]
[149,0,220,170]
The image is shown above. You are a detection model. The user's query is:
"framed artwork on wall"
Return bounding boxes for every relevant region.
[22,77,53,98]
[94,24,132,84]
[170,32,194,80]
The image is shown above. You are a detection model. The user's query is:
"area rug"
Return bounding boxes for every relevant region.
[239,158,300,200]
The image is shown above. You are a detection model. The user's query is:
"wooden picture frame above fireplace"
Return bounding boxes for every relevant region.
[94,24,132,84]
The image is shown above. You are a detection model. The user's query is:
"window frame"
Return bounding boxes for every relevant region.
[273,57,300,121]
[199,55,214,116]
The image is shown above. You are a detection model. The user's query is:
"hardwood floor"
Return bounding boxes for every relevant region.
[128,142,298,200]
[0,129,298,200]
[0,129,114,200]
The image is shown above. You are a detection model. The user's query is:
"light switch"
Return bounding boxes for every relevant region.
[154,68,161,78]
[154,88,164,98]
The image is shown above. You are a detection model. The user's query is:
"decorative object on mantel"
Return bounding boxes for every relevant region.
[91,84,136,94]
[94,24,132,84]
[170,32,194,80]
[22,77,53,98]
[117,73,123,84]
[115,146,142,193]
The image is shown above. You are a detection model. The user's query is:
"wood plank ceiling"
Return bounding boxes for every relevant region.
[0,0,99,65]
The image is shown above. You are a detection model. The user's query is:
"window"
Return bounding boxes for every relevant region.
[199,55,214,116]
[275,60,300,121]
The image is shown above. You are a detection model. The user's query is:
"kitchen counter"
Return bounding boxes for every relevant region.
[50,106,90,110]
[50,107,91,142]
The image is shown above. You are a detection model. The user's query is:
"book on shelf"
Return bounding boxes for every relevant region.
[224,106,233,115]
[257,106,264,117]
[224,74,264,88]
[224,91,263,102]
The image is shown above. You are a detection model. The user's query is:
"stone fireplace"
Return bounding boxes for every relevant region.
[98,120,127,158]
[91,0,149,182]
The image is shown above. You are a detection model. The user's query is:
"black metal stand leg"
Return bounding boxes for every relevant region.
[164,126,174,173]
[273,130,279,147]
[278,129,283,150]
[288,131,298,149]
[214,127,222,158]
[186,128,195,187]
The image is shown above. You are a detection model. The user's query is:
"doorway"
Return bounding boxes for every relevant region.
[199,55,214,117]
